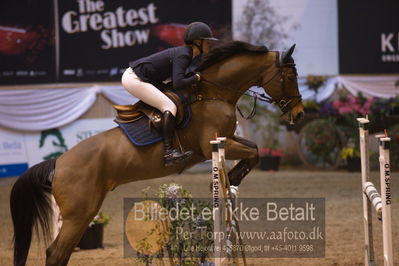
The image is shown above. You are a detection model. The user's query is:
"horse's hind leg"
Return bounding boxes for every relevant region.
[45,173,107,266]
[46,219,91,266]
[46,200,106,266]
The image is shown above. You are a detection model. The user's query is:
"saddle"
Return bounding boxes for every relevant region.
[113,90,188,132]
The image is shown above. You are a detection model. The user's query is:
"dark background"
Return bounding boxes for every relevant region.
[0,0,55,84]
[338,0,399,74]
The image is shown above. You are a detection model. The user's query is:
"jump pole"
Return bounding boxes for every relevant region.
[216,137,228,263]
[211,140,222,266]
[358,117,376,266]
[217,137,237,265]
[216,137,239,208]
[217,137,227,229]
[378,135,393,266]
[217,137,232,263]
[358,117,393,266]
[216,137,247,266]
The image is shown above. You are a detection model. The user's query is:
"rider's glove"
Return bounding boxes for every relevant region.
[195,72,201,82]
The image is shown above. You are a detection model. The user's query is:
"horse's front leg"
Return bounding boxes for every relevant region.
[224,135,259,186]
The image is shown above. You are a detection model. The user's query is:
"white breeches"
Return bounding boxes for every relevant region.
[121,67,177,116]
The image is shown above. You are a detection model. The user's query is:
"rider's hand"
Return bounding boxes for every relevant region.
[195,72,201,82]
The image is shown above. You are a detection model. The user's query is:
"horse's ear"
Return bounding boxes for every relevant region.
[283,44,296,63]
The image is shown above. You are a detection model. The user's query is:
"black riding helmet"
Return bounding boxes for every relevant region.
[184,22,218,44]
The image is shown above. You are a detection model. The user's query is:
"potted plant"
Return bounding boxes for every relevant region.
[130,183,214,265]
[259,147,283,171]
[305,75,328,96]
[341,146,361,172]
[298,118,344,169]
[77,212,110,249]
[303,74,327,114]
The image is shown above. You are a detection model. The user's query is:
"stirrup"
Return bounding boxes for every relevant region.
[164,150,193,167]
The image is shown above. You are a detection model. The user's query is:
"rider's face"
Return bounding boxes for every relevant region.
[201,40,209,54]
[193,40,210,54]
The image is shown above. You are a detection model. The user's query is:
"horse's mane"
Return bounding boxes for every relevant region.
[197,41,269,71]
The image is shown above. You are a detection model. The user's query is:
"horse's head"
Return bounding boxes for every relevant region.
[260,45,304,124]
[197,41,304,123]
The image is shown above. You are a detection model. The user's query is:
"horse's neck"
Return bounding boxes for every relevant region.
[201,52,276,104]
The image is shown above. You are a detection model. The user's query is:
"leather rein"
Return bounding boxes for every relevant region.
[192,62,301,120]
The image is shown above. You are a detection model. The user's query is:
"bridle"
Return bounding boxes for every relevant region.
[199,51,302,119]
[252,53,302,116]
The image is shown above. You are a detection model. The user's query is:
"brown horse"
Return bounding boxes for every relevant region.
[10,41,304,266]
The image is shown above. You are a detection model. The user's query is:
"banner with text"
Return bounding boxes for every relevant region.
[24,118,116,166]
[0,118,116,177]
[58,0,231,82]
[338,0,399,74]
[0,0,231,84]
[0,128,28,177]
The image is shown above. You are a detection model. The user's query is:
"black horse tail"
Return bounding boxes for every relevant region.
[10,159,56,266]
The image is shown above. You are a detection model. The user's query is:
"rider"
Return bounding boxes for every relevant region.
[121,22,218,167]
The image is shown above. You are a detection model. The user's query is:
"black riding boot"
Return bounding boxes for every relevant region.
[163,111,192,166]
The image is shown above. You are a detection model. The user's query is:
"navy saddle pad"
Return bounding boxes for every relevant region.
[116,95,191,147]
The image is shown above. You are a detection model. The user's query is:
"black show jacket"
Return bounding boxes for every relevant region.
[129,46,200,90]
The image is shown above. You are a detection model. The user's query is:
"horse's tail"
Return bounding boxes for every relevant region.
[10,159,56,266]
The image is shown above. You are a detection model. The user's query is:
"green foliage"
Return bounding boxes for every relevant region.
[305,75,328,96]
[388,124,399,170]
[302,91,399,168]
[89,211,110,227]
[302,100,320,110]
[301,119,343,167]
[340,147,360,160]
[136,183,214,265]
